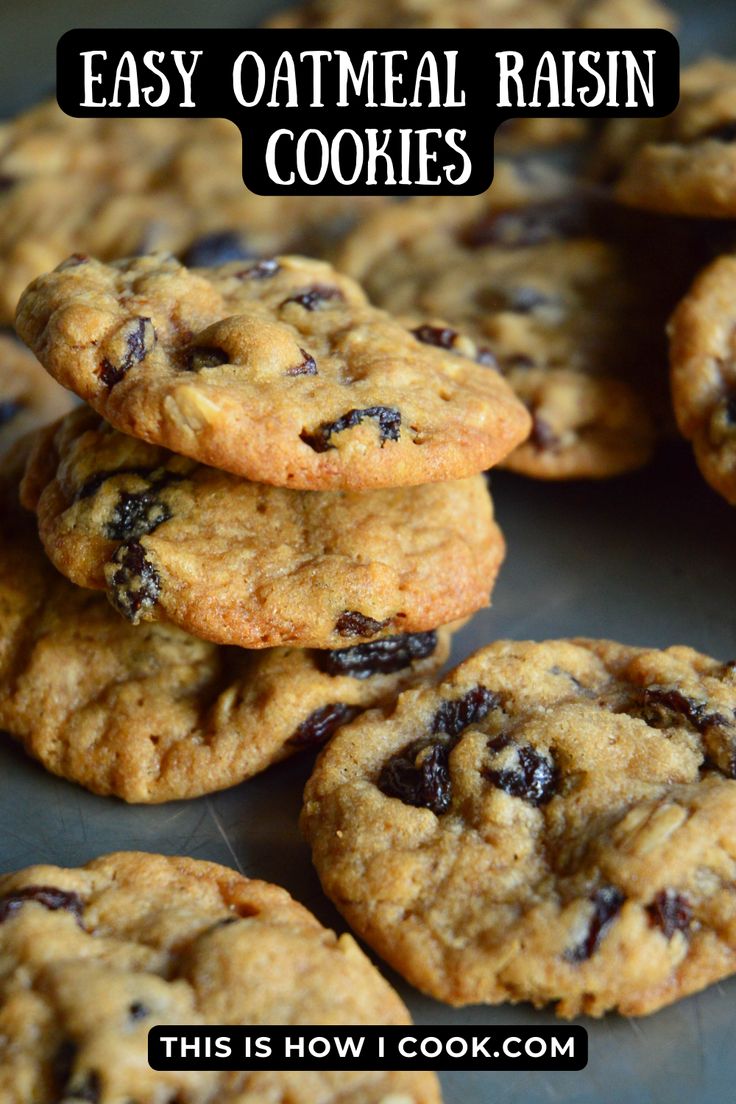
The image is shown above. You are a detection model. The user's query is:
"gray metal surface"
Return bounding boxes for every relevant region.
[2,3,736,1101]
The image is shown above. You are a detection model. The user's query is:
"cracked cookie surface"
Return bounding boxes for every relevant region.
[595,58,736,217]
[302,638,736,1016]
[16,253,530,489]
[338,165,667,479]
[1,452,452,801]
[0,330,74,453]
[0,102,378,326]
[21,408,502,647]
[0,851,440,1102]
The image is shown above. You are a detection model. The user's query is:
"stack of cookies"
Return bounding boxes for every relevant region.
[0,250,530,802]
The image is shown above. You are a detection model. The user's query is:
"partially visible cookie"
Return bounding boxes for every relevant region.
[0,102,380,325]
[16,252,530,488]
[0,851,440,1102]
[668,253,736,505]
[303,638,736,1017]
[0,460,453,800]
[21,408,502,647]
[337,165,663,479]
[267,0,675,151]
[0,330,74,452]
[595,58,736,218]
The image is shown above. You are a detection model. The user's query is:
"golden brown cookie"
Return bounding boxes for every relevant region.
[303,638,736,1017]
[0,456,453,800]
[668,252,736,505]
[594,58,736,218]
[0,329,74,452]
[16,252,530,489]
[0,851,441,1102]
[21,408,503,647]
[0,101,380,325]
[337,164,664,479]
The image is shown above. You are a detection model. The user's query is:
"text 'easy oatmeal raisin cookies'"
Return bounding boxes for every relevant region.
[21,408,503,647]
[0,451,452,801]
[15,252,530,489]
[0,851,441,1103]
[302,638,736,1017]
[338,166,669,480]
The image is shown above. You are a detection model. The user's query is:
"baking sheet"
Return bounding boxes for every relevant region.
[2,2,736,1101]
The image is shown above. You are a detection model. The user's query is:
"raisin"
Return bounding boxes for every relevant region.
[647,889,692,939]
[0,885,84,924]
[640,686,729,734]
[315,631,437,679]
[476,346,499,369]
[462,201,588,249]
[184,346,229,372]
[286,348,318,376]
[504,353,535,370]
[0,398,22,426]
[378,740,452,815]
[484,742,559,806]
[288,702,361,748]
[411,324,458,350]
[107,541,161,623]
[724,396,736,424]
[0,174,16,191]
[698,122,736,143]
[432,685,498,738]
[238,258,281,279]
[99,317,155,388]
[182,230,255,267]
[504,286,554,313]
[282,285,344,311]
[565,886,624,962]
[52,1041,77,1089]
[334,610,390,638]
[300,406,401,453]
[531,413,560,450]
[105,490,172,541]
[128,1001,150,1021]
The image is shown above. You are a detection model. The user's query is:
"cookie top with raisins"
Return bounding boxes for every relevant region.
[668,253,736,507]
[594,58,736,217]
[0,101,381,326]
[302,637,736,1017]
[15,252,530,489]
[0,851,440,1103]
[336,162,677,481]
[20,407,501,648]
[0,330,74,453]
[0,457,452,801]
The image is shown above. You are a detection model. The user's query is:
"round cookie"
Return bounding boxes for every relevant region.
[0,102,380,325]
[668,253,736,506]
[21,408,502,647]
[0,458,453,801]
[337,165,663,479]
[267,0,674,152]
[302,638,736,1017]
[16,252,531,489]
[0,329,74,452]
[0,851,440,1102]
[594,58,736,218]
